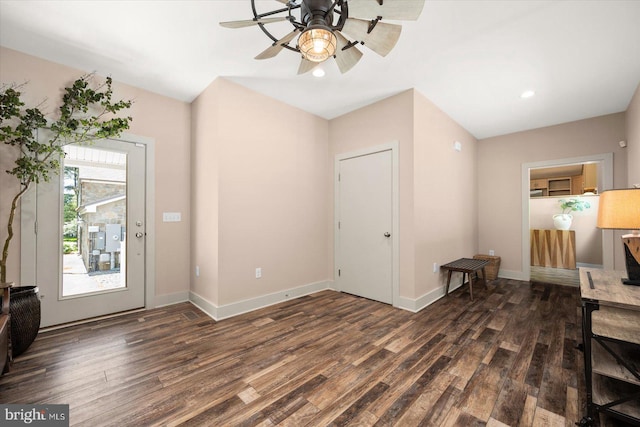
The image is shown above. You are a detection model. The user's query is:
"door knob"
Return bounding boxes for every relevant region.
[384,232,391,237]
[135,232,144,238]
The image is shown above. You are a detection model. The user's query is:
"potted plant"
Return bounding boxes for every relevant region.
[553,197,591,230]
[0,74,132,357]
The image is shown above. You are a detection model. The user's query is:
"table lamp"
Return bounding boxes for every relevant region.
[597,188,640,285]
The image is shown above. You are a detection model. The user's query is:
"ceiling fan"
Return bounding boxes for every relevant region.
[220,0,425,74]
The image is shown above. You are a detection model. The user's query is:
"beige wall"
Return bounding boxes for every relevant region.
[627,83,640,186]
[328,90,478,302]
[413,91,478,298]
[0,47,191,301]
[190,79,221,305]
[191,78,330,306]
[478,113,627,277]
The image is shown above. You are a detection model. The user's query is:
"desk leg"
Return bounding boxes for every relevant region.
[445,270,452,296]
[582,302,596,423]
[468,272,474,301]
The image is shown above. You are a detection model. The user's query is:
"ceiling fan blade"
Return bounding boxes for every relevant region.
[298,58,318,75]
[220,17,288,29]
[346,0,425,21]
[341,18,401,57]
[255,30,299,60]
[334,31,363,73]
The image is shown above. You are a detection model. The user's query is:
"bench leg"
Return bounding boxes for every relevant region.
[445,270,453,296]
[469,273,474,301]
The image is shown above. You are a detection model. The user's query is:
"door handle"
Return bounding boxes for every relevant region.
[384,232,391,237]
[135,232,144,238]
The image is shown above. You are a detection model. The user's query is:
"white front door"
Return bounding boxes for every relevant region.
[23,137,146,327]
[336,149,393,304]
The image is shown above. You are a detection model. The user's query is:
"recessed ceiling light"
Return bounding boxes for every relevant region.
[521,90,536,99]
[312,68,325,78]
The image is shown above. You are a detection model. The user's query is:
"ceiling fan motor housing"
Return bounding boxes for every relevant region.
[301,0,336,28]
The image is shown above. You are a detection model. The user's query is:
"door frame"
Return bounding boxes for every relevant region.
[334,141,399,306]
[20,132,156,315]
[520,152,614,281]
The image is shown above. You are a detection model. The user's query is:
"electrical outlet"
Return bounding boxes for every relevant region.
[256,267,262,279]
[433,262,438,273]
[489,249,495,256]
[195,266,200,277]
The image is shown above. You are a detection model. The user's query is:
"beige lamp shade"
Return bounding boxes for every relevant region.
[597,188,640,230]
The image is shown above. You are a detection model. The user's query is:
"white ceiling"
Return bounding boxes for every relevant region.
[1,0,639,139]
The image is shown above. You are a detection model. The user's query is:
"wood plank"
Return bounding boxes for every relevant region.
[518,394,538,427]
[565,386,579,426]
[374,355,452,424]
[490,377,529,426]
[329,381,389,425]
[537,365,567,415]
[509,327,539,383]
[0,282,587,426]
[458,348,517,421]
[524,342,548,389]
[531,406,565,426]
[396,379,455,425]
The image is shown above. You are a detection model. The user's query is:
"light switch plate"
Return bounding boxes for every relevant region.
[163,212,181,222]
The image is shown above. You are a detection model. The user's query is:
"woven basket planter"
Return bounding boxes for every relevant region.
[9,286,41,357]
[473,255,501,281]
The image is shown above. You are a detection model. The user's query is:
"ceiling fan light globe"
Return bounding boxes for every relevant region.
[313,40,325,54]
[299,27,337,63]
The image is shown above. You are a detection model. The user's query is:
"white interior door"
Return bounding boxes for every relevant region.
[24,137,146,327]
[337,149,393,304]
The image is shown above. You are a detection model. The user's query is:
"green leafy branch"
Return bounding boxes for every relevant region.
[1,74,133,283]
[559,198,591,215]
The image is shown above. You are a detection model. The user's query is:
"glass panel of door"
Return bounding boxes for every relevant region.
[61,144,128,297]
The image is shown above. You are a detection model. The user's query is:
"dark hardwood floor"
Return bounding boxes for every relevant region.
[0,279,622,426]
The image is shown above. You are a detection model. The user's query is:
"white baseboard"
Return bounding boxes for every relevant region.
[396,282,464,313]
[576,263,602,269]
[153,291,190,308]
[189,291,219,319]
[189,280,332,321]
[497,269,528,281]
[183,271,528,321]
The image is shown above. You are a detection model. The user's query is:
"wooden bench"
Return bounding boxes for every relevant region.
[441,258,489,301]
